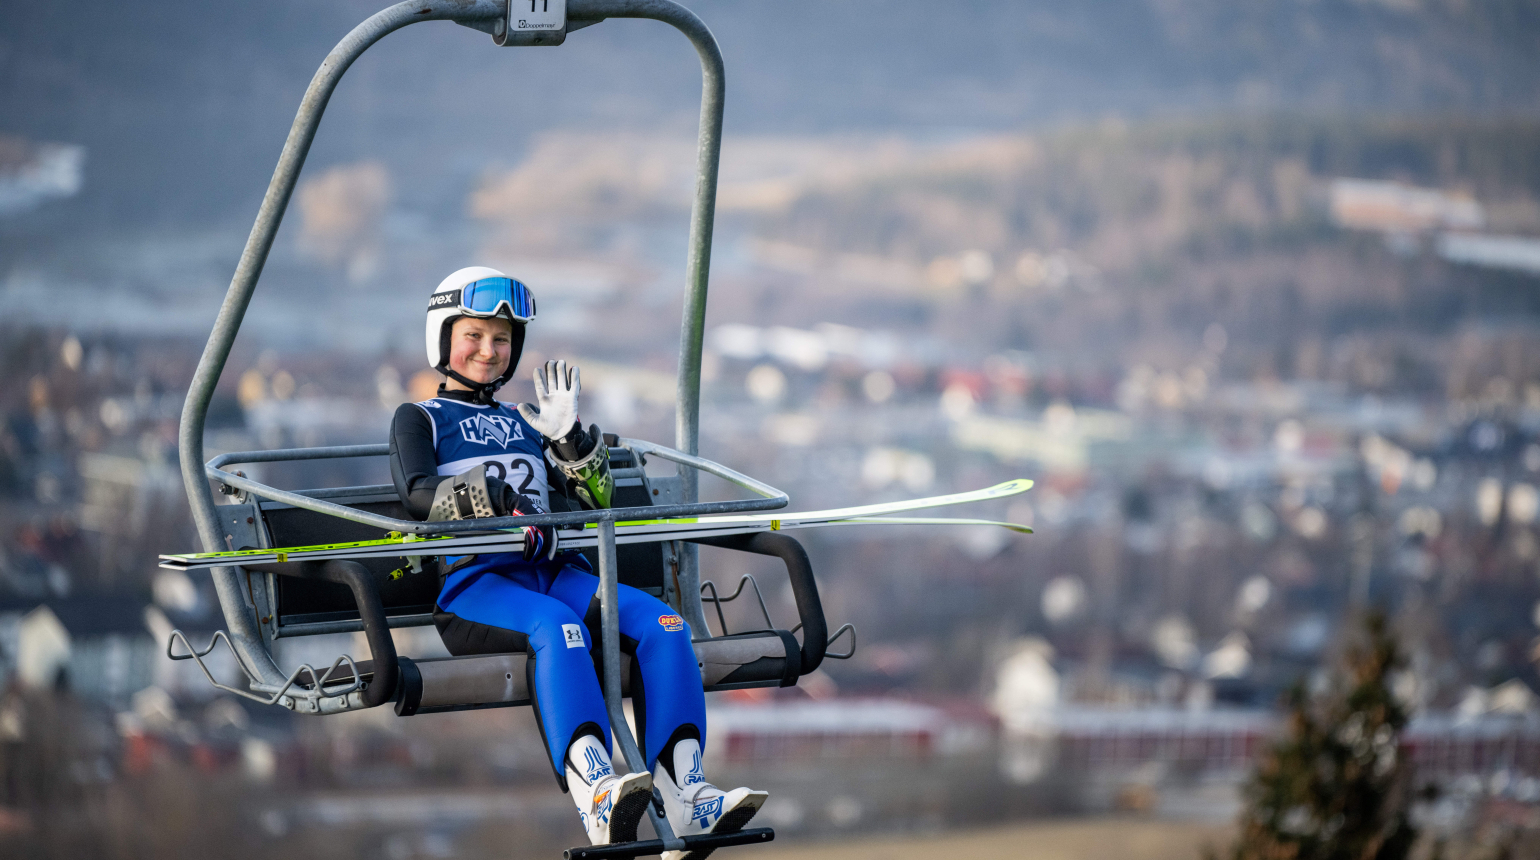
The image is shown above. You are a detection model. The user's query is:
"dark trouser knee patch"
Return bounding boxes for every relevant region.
[432,606,530,655]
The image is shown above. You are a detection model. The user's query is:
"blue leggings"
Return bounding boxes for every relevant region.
[438,554,706,782]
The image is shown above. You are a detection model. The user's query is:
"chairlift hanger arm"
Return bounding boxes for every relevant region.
[176,0,726,692]
[177,0,506,692]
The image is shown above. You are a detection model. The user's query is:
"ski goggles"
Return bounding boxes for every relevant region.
[431,276,537,322]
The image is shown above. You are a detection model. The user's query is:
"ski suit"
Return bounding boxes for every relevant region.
[389,388,706,788]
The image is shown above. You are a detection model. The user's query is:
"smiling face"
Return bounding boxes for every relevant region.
[445,315,515,387]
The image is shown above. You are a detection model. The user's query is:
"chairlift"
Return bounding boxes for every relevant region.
[171,1,851,856]
[169,2,1034,855]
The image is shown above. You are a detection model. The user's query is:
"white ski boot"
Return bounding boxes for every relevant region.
[567,735,653,845]
[654,739,767,860]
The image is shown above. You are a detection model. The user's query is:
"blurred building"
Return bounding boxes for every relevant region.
[0,598,157,705]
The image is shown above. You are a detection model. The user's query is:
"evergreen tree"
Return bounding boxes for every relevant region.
[1222,612,1417,860]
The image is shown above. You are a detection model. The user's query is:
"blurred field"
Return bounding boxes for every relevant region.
[754,818,1231,860]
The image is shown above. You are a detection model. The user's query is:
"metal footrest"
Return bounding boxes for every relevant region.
[563,827,775,859]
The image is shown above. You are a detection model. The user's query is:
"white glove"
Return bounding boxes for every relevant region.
[518,359,580,441]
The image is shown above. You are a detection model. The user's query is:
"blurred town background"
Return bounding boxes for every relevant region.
[4,0,1540,857]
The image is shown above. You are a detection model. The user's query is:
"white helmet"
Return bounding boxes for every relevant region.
[425,266,535,398]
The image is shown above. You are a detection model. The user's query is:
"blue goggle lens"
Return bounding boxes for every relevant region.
[461,277,536,321]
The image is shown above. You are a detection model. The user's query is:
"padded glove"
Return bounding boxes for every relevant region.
[518,360,581,442]
[504,489,558,562]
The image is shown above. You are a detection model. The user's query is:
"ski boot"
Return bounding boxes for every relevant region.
[654,739,768,860]
[568,737,654,845]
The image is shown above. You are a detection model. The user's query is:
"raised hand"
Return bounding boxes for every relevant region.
[518,359,580,440]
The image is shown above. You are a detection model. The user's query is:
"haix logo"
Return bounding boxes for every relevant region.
[459,413,523,447]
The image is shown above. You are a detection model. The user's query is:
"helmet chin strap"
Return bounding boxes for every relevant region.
[438,365,504,406]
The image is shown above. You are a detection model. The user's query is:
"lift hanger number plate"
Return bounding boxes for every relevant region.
[510,0,564,33]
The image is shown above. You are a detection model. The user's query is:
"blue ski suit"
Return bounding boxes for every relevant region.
[389,389,706,788]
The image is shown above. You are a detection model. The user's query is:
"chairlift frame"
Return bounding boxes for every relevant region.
[174,1,846,853]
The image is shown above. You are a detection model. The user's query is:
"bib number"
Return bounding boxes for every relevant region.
[484,458,538,498]
[473,455,546,510]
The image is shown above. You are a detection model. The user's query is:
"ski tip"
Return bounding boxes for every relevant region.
[844,517,1034,533]
[158,554,207,566]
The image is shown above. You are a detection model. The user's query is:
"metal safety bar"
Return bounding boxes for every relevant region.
[564,828,774,860]
[596,519,685,851]
[203,437,787,535]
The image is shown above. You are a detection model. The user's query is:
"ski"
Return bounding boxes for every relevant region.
[159,479,1033,571]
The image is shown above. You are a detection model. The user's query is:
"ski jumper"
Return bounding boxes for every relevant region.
[389,389,707,789]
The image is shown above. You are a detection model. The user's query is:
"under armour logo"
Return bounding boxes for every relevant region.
[459,413,522,447]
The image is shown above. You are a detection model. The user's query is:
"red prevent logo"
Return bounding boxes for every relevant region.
[658,614,684,632]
